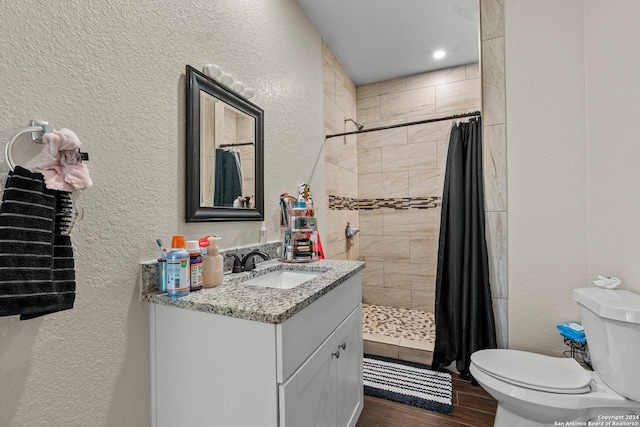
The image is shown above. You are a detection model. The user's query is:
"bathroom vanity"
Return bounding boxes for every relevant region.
[140,258,365,427]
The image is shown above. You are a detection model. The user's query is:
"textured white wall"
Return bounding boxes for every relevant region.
[584,0,640,295]
[504,0,588,356]
[0,1,322,425]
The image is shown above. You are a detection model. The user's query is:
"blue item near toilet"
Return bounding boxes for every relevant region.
[557,322,586,343]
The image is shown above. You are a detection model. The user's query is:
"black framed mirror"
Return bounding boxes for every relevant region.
[186,65,264,222]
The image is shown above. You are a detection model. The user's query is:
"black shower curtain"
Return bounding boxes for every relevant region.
[431,117,497,379]
[214,148,242,207]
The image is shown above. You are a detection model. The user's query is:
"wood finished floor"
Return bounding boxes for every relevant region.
[356,375,497,427]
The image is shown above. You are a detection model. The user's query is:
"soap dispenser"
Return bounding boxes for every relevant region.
[202,236,224,288]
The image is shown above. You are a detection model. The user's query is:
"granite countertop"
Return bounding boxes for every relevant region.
[139,259,365,324]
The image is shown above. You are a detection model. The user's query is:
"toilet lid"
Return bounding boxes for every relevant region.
[471,349,592,394]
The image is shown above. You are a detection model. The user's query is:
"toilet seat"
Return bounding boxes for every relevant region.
[471,349,592,394]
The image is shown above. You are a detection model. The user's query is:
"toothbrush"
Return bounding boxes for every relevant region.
[156,239,164,260]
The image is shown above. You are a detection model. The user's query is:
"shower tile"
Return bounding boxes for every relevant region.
[322,58,335,99]
[408,169,444,198]
[381,263,416,290]
[435,79,481,113]
[437,139,449,168]
[325,162,356,197]
[363,333,401,346]
[335,70,357,119]
[482,37,506,126]
[382,208,439,236]
[357,121,407,149]
[362,261,384,287]
[325,133,357,173]
[466,63,481,80]
[380,86,436,120]
[381,142,437,172]
[407,118,452,143]
[357,77,407,99]
[362,303,435,342]
[486,211,507,299]
[360,236,410,262]
[324,94,344,135]
[406,65,466,90]
[483,124,507,211]
[387,258,435,293]
[362,285,412,309]
[356,96,381,123]
[363,340,399,359]
[410,236,438,264]
[411,291,435,313]
[358,172,408,199]
[492,297,509,349]
[324,238,347,260]
[398,338,433,351]
[481,0,504,40]
[398,346,433,366]
[357,147,382,174]
[322,40,342,75]
[325,209,351,244]
[359,209,383,236]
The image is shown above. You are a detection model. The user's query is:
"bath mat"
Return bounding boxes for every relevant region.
[363,354,453,415]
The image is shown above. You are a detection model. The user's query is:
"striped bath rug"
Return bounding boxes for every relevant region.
[363,354,453,415]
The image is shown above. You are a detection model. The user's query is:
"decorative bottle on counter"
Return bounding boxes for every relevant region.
[166,235,190,298]
[186,240,203,291]
[202,236,224,288]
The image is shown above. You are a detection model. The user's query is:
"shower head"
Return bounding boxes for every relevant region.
[344,117,364,131]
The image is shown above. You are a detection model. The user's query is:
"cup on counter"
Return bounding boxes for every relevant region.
[156,259,167,292]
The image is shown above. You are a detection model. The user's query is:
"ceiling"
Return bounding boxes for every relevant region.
[295,0,480,86]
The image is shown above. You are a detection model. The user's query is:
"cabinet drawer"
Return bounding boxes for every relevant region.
[276,273,361,383]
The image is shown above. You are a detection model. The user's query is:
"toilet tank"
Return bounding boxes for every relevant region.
[573,287,640,402]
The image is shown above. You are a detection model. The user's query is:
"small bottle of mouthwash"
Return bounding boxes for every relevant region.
[166,235,190,298]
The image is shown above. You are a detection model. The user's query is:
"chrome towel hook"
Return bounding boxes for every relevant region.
[4,120,51,171]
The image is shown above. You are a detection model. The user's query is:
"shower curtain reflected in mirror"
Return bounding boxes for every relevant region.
[213,148,243,207]
[432,117,497,379]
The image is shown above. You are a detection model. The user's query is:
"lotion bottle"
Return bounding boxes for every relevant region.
[202,236,224,288]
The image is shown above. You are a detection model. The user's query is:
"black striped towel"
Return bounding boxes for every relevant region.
[0,166,76,320]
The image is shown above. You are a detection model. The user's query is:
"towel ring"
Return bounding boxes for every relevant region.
[4,120,51,171]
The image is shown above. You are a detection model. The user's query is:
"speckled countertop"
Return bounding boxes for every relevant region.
[140,259,365,324]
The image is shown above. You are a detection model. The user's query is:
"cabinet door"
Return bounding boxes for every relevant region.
[279,334,337,427]
[334,305,363,427]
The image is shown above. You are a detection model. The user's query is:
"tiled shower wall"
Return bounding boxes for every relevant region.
[322,41,360,260]
[481,0,508,349]
[321,0,508,348]
[356,65,481,312]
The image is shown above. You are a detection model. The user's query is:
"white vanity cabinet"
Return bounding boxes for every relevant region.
[150,272,363,427]
[279,305,362,427]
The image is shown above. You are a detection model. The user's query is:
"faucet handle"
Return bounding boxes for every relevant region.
[226,254,243,273]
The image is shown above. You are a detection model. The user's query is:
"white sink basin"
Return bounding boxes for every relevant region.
[243,270,320,289]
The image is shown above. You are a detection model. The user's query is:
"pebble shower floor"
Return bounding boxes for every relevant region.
[362,303,435,343]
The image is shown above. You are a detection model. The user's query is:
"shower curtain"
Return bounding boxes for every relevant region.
[431,117,497,379]
[213,148,243,207]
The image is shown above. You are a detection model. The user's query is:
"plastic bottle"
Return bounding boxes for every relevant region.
[186,240,203,291]
[202,236,224,288]
[260,221,267,244]
[166,235,190,298]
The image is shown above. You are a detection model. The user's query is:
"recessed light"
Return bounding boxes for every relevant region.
[433,50,446,59]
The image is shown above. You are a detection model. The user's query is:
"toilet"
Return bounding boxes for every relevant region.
[470,287,640,426]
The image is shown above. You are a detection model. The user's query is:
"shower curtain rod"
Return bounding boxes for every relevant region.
[324,110,481,140]
[218,142,254,148]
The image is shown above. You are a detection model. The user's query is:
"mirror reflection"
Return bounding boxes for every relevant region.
[199,92,255,208]
[185,65,264,222]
